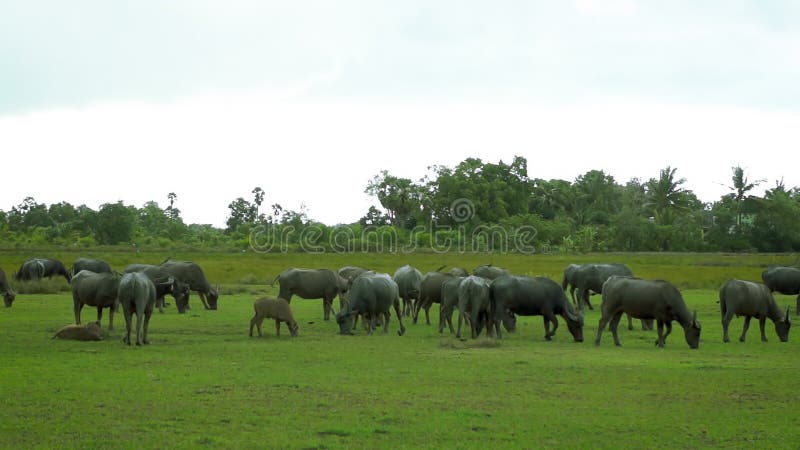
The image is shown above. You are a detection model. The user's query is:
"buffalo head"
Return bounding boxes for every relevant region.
[206,285,220,310]
[565,310,584,342]
[336,310,357,335]
[776,306,791,342]
[683,310,701,349]
[3,290,15,308]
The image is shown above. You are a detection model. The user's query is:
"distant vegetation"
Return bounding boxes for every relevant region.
[2,158,799,252]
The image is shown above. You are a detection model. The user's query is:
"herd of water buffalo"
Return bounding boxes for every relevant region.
[1,257,796,349]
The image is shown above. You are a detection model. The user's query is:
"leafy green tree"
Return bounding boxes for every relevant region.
[226,197,257,233]
[7,197,50,232]
[365,171,423,229]
[95,201,135,244]
[750,183,800,251]
[644,167,693,225]
[572,170,621,226]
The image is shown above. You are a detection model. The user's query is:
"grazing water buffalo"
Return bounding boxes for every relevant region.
[125,264,190,314]
[249,297,299,337]
[438,276,466,334]
[413,271,456,325]
[72,258,112,275]
[118,272,157,346]
[160,261,219,310]
[336,273,405,336]
[273,268,348,321]
[71,270,121,331]
[456,276,492,339]
[761,266,800,315]
[571,263,652,330]
[393,264,423,316]
[492,275,584,342]
[473,264,510,280]
[720,279,791,343]
[1,268,16,307]
[597,276,701,349]
[14,258,71,283]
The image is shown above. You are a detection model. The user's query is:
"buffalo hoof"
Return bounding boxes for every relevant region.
[594,340,601,346]
[739,337,746,342]
[723,337,730,343]
[397,328,405,336]
[544,335,552,341]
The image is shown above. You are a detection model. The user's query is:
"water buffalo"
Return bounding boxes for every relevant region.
[761,266,800,315]
[160,260,219,310]
[720,279,791,343]
[336,273,405,336]
[72,258,112,275]
[273,268,347,321]
[393,264,423,317]
[249,297,299,337]
[14,258,71,283]
[492,275,584,342]
[449,267,469,277]
[337,266,370,284]
[125,264,190,314]
[561,264,581,303]
[438,276,465,334]
[597,276,701,349]
[571,262,652,330]
[413,271,456,325]
[456,276,492,339]
[71,270,121,331]
[1,268,16,307]
[118,272,157,346]
[473,264,510,280]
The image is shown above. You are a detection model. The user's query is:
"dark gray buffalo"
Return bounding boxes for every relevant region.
[572,262,652,331]
[1,268,16,307]
[273,268,347,321]
[161,261,219,310]
[14,258,71,283]
[456,276,492,339]
[72,258,112,275]
[761,266,800,315]
[597,276,701,349]
[492,275,584,342]
[393,264,423,317]
[336,273,405,336]
[413,271,456,325]
[71,270,121,331]
[337,266,370,284]
[118,272,157,346]
[720,279,791,343]
[124,264,190,314]
[473,264,510,280]
[438,276,466,334]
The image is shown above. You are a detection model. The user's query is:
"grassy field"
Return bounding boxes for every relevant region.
[1,250,799,448]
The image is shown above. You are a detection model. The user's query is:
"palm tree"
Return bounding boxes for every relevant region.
[645,166,691,225]
[727,165,763,229]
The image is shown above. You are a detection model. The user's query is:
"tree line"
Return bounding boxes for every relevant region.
[2,156,799,252]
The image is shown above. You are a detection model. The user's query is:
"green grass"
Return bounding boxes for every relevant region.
[1,251,799,448]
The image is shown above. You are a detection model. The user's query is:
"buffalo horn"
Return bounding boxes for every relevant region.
[692,310,698,325]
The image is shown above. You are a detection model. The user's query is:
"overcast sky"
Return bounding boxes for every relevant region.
[2,1,799,227]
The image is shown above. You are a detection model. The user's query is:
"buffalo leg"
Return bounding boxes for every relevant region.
[662,321,673,346]
[471,309,481,339]
[135,303,145,346]
[758,317,768,342]
[275,319,281,337]
[123,307,133,345]
[641,319,654,331]
[609,313,623,346]
[627,314,634,331]
[545,314,559,341]
[142,304,153,344]
[739,316,752,342]
[156,296,165,314]
[382,311,390,334]
[595,314,610,346]
[322,297,332,321]
[74,299,84,325]
[796,294,800,316]
[456,307,466,340]
[655,321,665,347]
[393,299,406,336]
[722,311,733,343]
